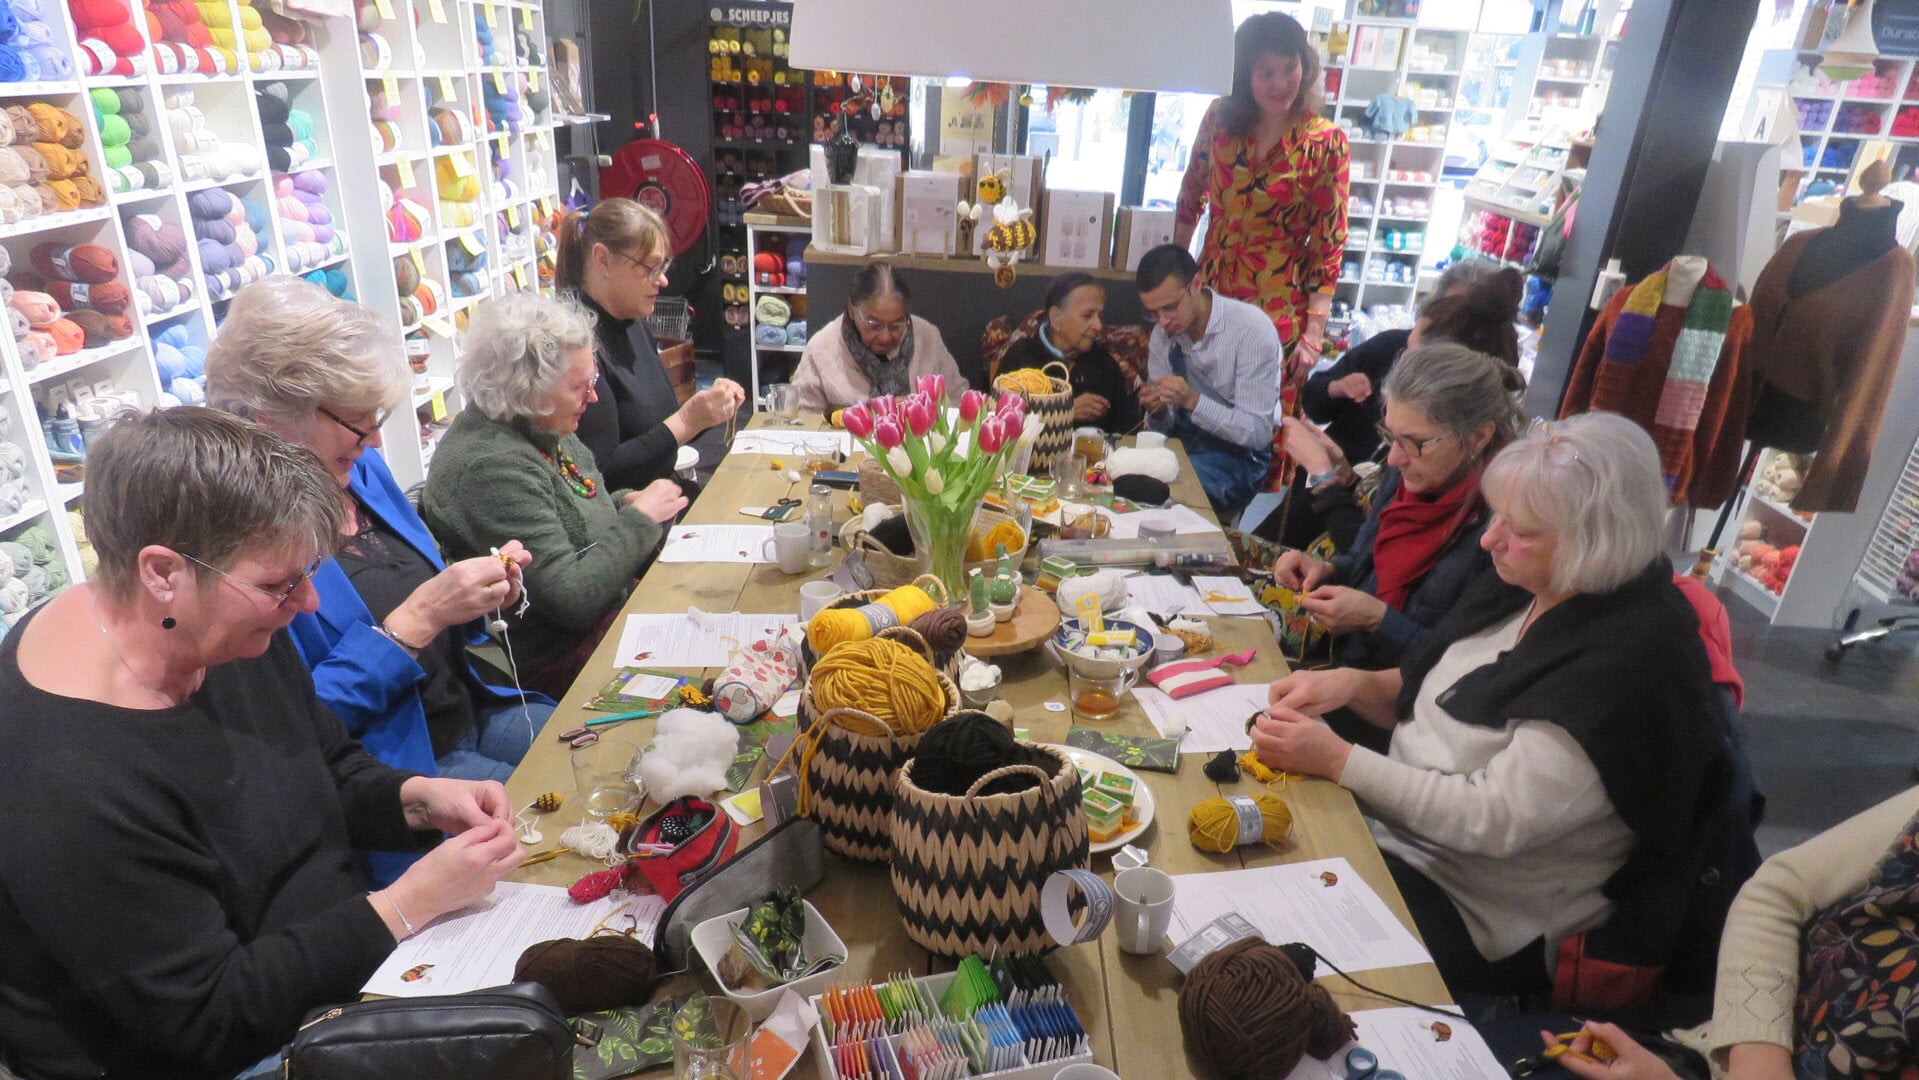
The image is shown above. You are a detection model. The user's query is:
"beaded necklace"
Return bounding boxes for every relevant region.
[542,448,597,498]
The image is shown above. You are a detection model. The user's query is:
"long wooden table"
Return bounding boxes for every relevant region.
[503,414,1450,1077]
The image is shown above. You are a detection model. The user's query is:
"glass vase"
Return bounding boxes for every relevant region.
[900,492,978,606]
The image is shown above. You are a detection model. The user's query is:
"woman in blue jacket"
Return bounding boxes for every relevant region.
[207,278,553,877]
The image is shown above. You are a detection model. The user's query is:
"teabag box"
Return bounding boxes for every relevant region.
[1040,189,1115,268]
[851,146,902,254]
[809,143,887,256]
[896,170,968,256]
[1112,206,1177,271]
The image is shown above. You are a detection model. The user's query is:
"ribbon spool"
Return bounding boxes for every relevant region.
[1042,868,1114,946]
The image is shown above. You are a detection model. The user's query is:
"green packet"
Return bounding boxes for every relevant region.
[584,668,696,714]
[571,993,696,1079]
[1064,726,1180,773]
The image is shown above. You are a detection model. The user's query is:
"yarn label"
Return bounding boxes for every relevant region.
[438,75,458,102]
[425,0,446,21]
[69,284,89,304]
[373,0,394,19]
[1229,795,1264,847]
[396,156,416,188]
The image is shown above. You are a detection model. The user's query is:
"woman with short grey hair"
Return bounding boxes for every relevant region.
[1253,411,1736,1001]
[424,292,686,697]
[0,407,523,1080]
[205,276,554,828]
[1274,342,1522,674]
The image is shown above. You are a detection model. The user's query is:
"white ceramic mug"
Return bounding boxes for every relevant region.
[1134,432,1167,450]
[1053,1065,1122,1080]
[1113,866,1175,955]
[799,579,843,620]
[763,522,811,574]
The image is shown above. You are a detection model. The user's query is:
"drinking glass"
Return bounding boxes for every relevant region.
[1067,667,1139,721]
[671,995,752,1080]
[1058,451,1088,498]
[766,383,800,426]
[571,736,642,820]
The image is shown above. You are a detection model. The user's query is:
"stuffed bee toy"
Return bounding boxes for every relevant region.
[978,170,1035,287]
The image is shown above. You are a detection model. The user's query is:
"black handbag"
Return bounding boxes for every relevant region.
[282,982,597,1080]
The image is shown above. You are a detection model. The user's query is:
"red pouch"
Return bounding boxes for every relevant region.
[626,796,739,902]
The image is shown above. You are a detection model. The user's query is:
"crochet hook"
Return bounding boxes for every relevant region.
[584,709,655,727]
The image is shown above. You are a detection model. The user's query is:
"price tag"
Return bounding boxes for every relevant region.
[409,249,425,275]
[491,69,506,93]
[373,0,394,20]
[396,156,416,188]
[438,75,457,103]
[511,264,526,288]
[380,75,398,103]
[526,68,540,93]
[505,204,519,228]
[423,316,454,338]
[427,390,447,420]
[459,231,486,257]
[425,0,445,21]
[482,0,497,27]
[448,150,472,178]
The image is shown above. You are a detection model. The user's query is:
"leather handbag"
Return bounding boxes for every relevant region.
[281,982,595,1079]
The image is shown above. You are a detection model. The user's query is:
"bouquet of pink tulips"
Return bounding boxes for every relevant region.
[840,374,1042,599]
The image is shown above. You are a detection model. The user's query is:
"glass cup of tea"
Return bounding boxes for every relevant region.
[1058,501,1100,540]
[1068,666,1140,721]
[571,735,642,820]
[765,383,800,426]
[671,995,752,1080]
[1074,427,1109,469]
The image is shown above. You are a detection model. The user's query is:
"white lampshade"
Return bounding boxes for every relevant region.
[789,0,1235,95]
[1819,0,1880,82]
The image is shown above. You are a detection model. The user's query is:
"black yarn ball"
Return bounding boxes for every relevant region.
[869,514,915,556]
[1113,474,1172,506]
[514,935,660,1015]
[1203,749,1241,783]
[911,712,1038,796]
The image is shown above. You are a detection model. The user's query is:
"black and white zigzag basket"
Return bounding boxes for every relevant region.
[890,744,1090,957]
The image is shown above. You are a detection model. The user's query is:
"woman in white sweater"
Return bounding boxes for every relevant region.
[1252,413,1735,1000]
[1551,786,1919,1080]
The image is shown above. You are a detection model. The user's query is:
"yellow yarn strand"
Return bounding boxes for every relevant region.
[807,584,940,654]
[1238,751,1292,792]
[1188,792,1294,853]
[809,637,947,735]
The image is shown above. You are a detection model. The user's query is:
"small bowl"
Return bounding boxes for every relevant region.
[959,670,1002,709]
[1051,618,1157,680]
[690,900,846,1021]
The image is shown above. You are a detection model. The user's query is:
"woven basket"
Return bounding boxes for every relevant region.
[800,575,961,677]
[994,360,1073,476]
[858,457,900,506]
[891,745,1090,957]
[840,506,1021,592]
[796,630,962,863]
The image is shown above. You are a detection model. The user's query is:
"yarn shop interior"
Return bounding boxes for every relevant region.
[10,0,1919,1076]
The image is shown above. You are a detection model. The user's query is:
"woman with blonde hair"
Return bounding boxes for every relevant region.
[557,197,744,490]
[423,292,686,698]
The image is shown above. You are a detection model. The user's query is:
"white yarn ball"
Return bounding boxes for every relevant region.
[1055,568,1130,617]
[1108,446,1180,484]
[0,578,27,615]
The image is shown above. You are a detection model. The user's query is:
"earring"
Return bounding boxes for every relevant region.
[161,617,177,629]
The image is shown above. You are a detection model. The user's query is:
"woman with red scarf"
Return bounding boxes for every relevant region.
[1273,343,1522,674]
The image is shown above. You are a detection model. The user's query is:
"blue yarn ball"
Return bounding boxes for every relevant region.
[0,43,26,82]
[169,377,205,405]
[154,342,189,381]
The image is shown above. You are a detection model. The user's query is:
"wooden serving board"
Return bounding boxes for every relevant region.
[960,584,1061,657]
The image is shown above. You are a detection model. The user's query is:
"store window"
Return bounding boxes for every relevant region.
[1028,88,1133,194]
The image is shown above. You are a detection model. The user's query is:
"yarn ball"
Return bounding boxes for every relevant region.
[51,280,131,315]
[1179,938,1355,1080]
[10,289,57,327]
[32,242,119,284]
[186,187,230,219]
[867,513,913,555]
[43,316,81,354]
[909,711,1041,797]
[1111,473,1172,507]
[1187,792,1293,853]
[1108,446,1180,485]
[513,935,660,1015]
[66,309,121,346]
[126,214,187,265]
[906,607,968,655]
[806,583,938,654]
[169,375,204,404]
[392,253,418,295]
[809,636,947,735]
[153,340,188,380]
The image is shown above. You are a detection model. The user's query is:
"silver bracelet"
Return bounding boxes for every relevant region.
[377,621,428,653]
[378,890,417,939]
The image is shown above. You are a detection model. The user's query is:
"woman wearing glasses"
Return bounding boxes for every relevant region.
[1254,413,1738,1002]
[1272,343,1517,678]
[791,261,965,414]
[557,198,744,491]
[206,278,551,843]
[0,408,522,1080]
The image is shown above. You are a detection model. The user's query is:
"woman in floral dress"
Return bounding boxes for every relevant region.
[1176,11,1349,494]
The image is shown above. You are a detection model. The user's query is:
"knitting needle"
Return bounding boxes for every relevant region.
[521,849,564,866]
[584,709,653,727]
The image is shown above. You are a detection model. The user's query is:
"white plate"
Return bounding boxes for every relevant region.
[1043,743,1156,854]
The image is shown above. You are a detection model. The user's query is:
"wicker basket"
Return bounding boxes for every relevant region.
[840,506,1022,593]
[795,634,962,863]
[994,361,1074,476]
[857,457,900,507]
[890,745,1090,957]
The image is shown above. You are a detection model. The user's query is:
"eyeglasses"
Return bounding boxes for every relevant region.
[851,306,909,337]
[317,406,388,447]
[181,552,324,609]
[1375,422,1453,458]
[1526,418,1583,465]
[614,247,670,281]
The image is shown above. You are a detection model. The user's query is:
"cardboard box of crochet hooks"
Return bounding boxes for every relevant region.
[806,968,1094,1080]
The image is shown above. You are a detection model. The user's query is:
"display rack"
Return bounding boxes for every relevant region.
[1774,54,1919,208]
[1711,446,1820,621]
[1505,33,1617,128]
[1458,122,1580,267]
[743,211,808,405]
[0,0,562,615]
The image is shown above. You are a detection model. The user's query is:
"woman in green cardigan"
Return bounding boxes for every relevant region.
[423,293,688,697]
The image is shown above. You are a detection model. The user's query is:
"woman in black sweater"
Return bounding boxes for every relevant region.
[559,198,744,491]
[0,409,522,1080]
[998,272,1142,436]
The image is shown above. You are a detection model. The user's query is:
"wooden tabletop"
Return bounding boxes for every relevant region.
[501,414,1450,1077]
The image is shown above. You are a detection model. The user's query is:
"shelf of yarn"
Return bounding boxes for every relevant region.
[120,201,199,322]
[184,183,273,302]
[269,166,345,276]
[0,95,112,221]
[68,0,149,82]
[161,82,266,189]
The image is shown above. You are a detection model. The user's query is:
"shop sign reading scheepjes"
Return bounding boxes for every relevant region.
[710,3,792,28]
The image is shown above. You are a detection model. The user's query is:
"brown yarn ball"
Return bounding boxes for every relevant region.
[513,935,660,1015]
[1178,939,1355,1080]
[907,607,967,655]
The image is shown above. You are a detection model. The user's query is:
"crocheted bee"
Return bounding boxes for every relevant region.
[982,193,1036,287]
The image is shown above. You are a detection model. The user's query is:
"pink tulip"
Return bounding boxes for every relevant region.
[873,416,904,449]
[916,374,946,403]
[901,393,935,438]
[958,389,987,423]
[995,393,1026,423]
[977,416,1008,454]
[870,394,898,420]
[841,403,874,439]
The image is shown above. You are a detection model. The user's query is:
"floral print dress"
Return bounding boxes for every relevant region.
[1795,805,1919,1078]
[1177,99,1350,491]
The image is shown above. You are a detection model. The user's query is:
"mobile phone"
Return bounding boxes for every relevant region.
[814,470,859,489]
[741,504,800,521]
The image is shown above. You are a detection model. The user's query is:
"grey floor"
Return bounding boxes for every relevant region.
[1724,591,1919,855]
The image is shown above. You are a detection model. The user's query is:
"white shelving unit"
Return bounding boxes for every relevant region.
[744,212,809,406]
[0,0,560,614]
